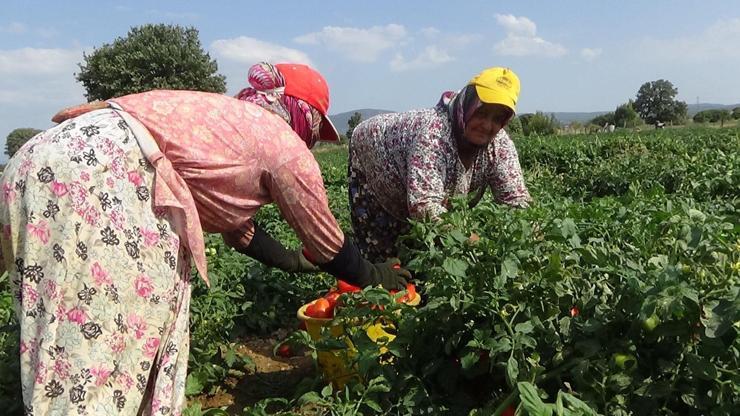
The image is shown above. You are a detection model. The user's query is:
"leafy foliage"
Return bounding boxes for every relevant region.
[520,112,560,137]
[76,24,226,101]
[613,101,641,128]
[242,128,739,415]
[634,80,688,125]
[4,128,42,158]
[345,112,363,141]
[693,109,732,126]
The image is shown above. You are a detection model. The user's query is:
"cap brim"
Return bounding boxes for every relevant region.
[474,85,517,113]
[319,114,341,142]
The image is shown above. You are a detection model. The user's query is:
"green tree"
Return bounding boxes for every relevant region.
[693,110,710,123]
[520,112,559,136]
[5,128,42,158]
[613,100,641,128]
[506,116,523,135]
[732,107,740,120]
[717,109,731,127]
[633,79,688,125]
[589,112,615,127]
[346,112,363,141]
[76,24,226,101]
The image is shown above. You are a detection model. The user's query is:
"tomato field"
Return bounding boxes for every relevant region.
[1,127,739,415]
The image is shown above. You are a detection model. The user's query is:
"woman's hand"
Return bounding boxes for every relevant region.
[223,225,320,273]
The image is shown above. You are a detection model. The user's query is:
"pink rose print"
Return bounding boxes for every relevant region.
[127,170,143,187]
[108,333,126,354]
[66,307,87,324]
[127,313,148,339]
[2,182,16,203]
[51,180,68,197]
[55,303,67,322]
[143,337,160,359]
[68,182,88,208]
[134,274,154,298]
[82,206,100,226]
[34,362,47,384]
[140,228,160,247]
[53,358,71,380]
[91,366,112,387]
[110,209,126,230]
[90,262,112,286]
[80,171,90,182]
[26,220,50,245]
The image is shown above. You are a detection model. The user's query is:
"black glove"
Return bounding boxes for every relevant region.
[223,225,320,273]
[318,236,411,290]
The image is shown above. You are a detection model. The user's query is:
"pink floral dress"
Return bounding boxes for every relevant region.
[0,90,345,415]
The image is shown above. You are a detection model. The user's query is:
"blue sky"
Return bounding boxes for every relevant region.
[1,1,739,161]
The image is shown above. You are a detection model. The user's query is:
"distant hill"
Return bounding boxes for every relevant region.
[328,109,395,134]
[686,103,740,116]
[538,103,740,125]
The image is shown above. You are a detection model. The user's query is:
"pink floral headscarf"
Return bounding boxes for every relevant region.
[236,62,322,148]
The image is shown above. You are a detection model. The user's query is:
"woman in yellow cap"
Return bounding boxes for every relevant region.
[348,67,531,261]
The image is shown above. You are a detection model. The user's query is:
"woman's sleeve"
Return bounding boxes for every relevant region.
[488,132,532,208]
[406,121,449,219]
[266,153,345,263]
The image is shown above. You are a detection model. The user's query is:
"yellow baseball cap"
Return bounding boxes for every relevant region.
[469,67,520,113]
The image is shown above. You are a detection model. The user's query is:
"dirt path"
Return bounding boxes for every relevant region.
[191,329,315,414]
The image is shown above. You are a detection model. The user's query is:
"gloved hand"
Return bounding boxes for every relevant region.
[223,224,320,273]
[361,258,410,291]
[318,237,413,290]
[293,249,321,273]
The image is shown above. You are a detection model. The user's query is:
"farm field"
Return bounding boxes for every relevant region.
[1,127,738,415]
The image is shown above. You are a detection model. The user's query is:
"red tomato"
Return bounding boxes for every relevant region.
[406,283,416,298]
[305,298,332,319]
[337,280,361,293]
[276,344,292,358]
[502,405,515,416]
[570,306,580,318]
[394,283,417,304]
[324,291,341,307]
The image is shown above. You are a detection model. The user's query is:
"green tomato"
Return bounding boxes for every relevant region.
[642,314,660,332]
[612,353,636,370]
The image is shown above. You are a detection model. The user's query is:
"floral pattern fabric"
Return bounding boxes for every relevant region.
[348,165,411,263]
[111,90,344,264]
[0,109,191,415]
[349,108,531,221]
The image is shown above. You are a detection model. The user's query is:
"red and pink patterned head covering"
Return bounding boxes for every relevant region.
[236,62,324,148]
[436,85,483,142]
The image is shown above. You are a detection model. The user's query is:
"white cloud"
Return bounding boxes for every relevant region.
[494,14,567,57]
[495,14,537,37]
[637,18,740,62]
[581,48,603,62]
[0,47,82,75]
[0,22,27,34]
[211,36,312,66]
[391,46,453,72]
[294,24,407,62]
[420,27,441,39]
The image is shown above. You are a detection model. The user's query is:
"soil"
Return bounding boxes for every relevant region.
[189,328,315,414]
